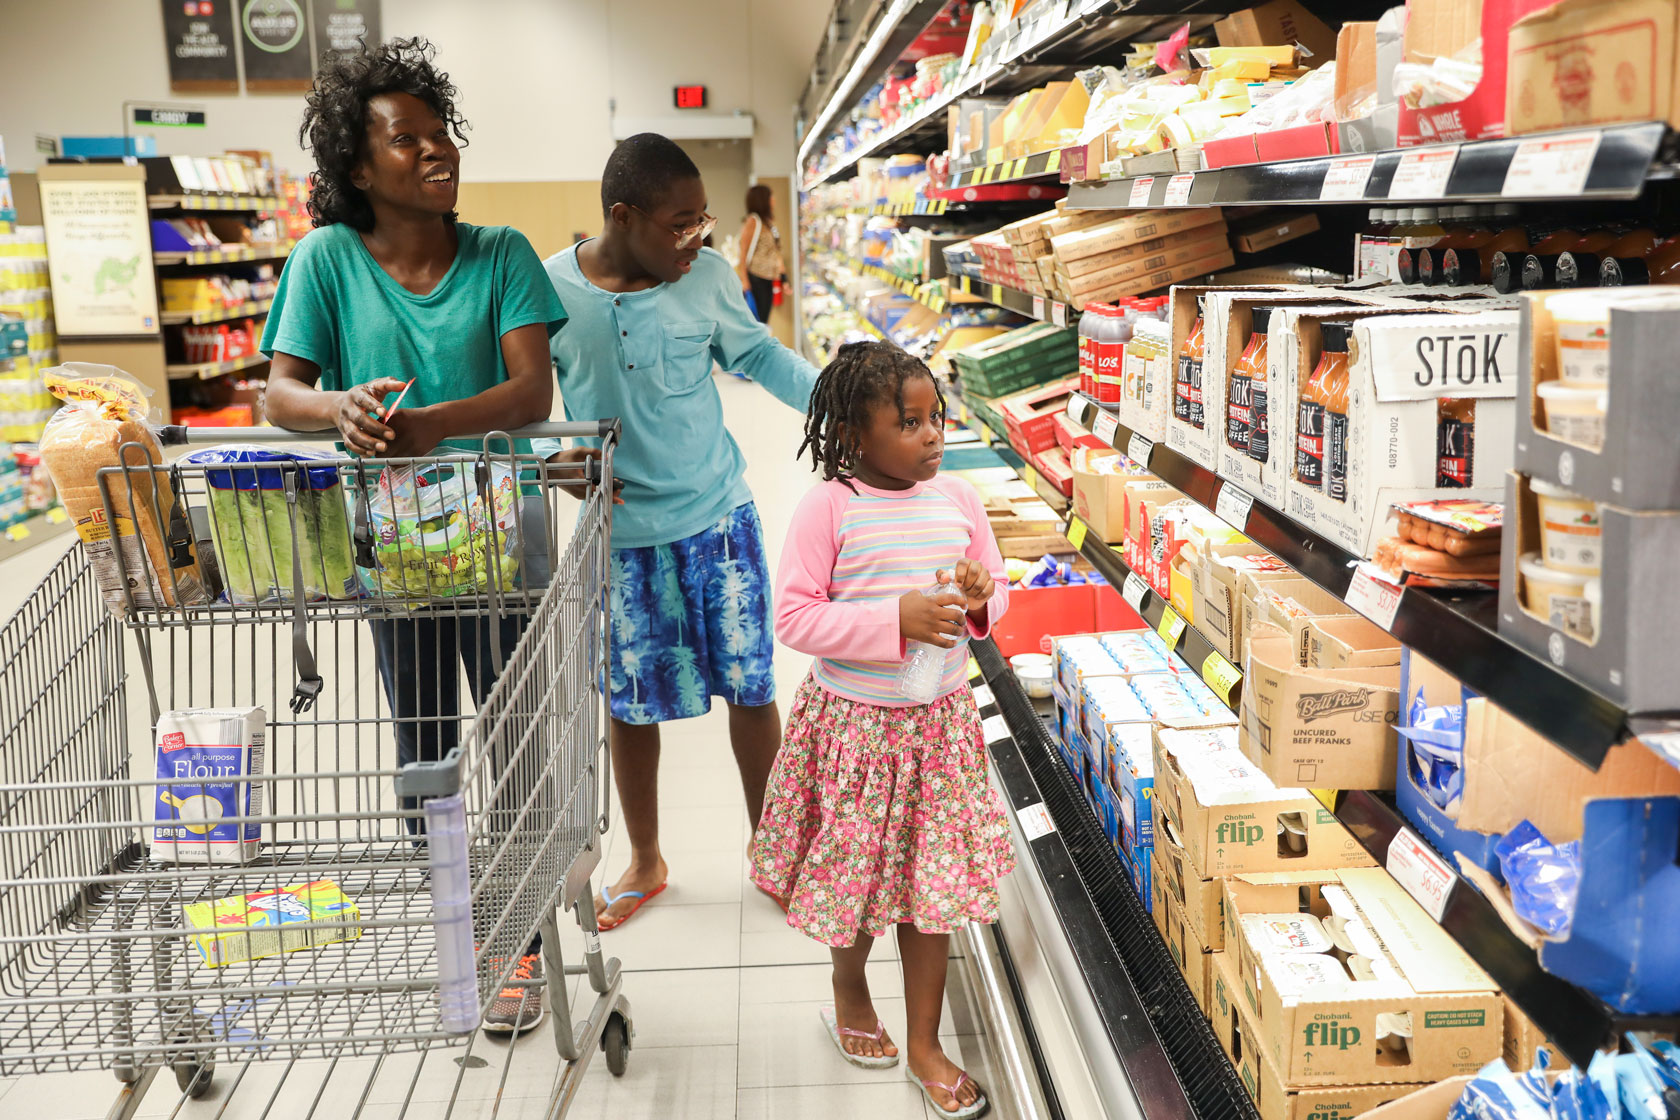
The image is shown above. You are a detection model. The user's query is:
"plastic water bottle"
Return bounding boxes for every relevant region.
[897,574,966,704]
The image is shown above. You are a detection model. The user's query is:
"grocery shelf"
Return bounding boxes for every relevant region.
[1063,514,1245,710]
[165,352,271,381]
[147,193,279,212]
[870,197,955,217]
[945,145,1067,188]
[1064,121,1671,210]
[949,272,1077,327]
[154,241,295,267]
[159,299,273,326]
[1325,788,1669,1068]
[1061,391,1638,769]
[971,638,1259,1120]
[0,507,74,562]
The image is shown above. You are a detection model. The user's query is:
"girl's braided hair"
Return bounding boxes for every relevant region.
[798,341,947,489]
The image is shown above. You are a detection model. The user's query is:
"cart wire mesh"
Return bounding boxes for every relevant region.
[0,425,617,1079]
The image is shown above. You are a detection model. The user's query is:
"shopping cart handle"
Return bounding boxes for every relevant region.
[154,421,623,447]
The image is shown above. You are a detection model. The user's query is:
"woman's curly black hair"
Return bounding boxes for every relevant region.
[300,37,469,231]
[799,341,947,488]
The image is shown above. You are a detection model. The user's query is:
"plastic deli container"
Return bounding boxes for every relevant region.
[1529,478,1600,575]
[1010,653,1054,698]
[1544,292,1611,383]
[1519,551,1595,640]
[1536,380,1607,451]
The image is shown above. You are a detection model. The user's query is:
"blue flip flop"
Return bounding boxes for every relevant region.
[597,881,666,931]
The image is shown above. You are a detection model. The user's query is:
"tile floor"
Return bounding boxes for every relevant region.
[0,375,1011,1118]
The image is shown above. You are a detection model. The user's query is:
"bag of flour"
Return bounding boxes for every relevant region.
[149,707,266,864]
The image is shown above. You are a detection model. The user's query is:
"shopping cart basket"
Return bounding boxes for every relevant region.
[0,422,631,1118]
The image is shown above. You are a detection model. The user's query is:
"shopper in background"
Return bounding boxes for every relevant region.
[259,36,567,1036]
[750,342,1012,1118]
[736,183,785,326]
[545,133,821,932]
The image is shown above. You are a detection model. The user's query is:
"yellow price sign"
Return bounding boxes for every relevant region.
[1311,788,1339,812]
[1012,157,1029,178]
[1200,650,1241,707]
[936,199,948,214]
[990,283,1003,304]
[1022,465,1040,491]
[967,656,982,681]
[1047,149,1062,174]
[1067,518,1088,550]
[46,507,68,524]
[1156,606,1186,651]
[7,523,29,541]
[977,425,993,446]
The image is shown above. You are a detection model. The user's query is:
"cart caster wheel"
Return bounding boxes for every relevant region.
[175,1059,214,1098]
[603,1011,630,1077]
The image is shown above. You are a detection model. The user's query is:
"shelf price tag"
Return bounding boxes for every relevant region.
[982,714,1011,745]
[1046,149,1061,174]
[1320,155,1377,201]
[977,425,993,446]
[1503,130,1602,197]
[1066,395,1090,425]
[1052,301,1068,326]
[1310,789,1338,811]
[1126,432,1154,467]
[46,508,67,524]
[990,283,1003,304]
[1017,801,1057,841]
[1389,145,1458,199]
[6,523,29,541]
[1067,518,1088,550]
[973,683,995,708]
[1093,411,1120,445]
[1121,572,1150,613]
[1214,483,1255,531]
[1022,465,1041,491]
[1031,295,1045,320]
[967,656,982,681]
[1200,650,1241,707]
[1387,827,1455,922]
[1128,177,1155,207]
[1013,157,1029,178]
[1346,566,1404,630]
[1156,606,1186,651]
[1164,174,1195,206]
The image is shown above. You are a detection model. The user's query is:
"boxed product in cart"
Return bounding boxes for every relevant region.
[1240,629,1400,791]
[1152,725,1374,878]
[1224,867,1503,1085]
[1497,472,1680,710]
[1513,289,1680,509]
[1283,305,1520,559]
[184,879,362,968]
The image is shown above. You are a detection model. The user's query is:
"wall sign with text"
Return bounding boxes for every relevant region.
[162,0,240,93]
[38,175,161,339]
[241,0,313,92]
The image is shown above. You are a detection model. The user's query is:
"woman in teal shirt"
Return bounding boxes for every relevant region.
[258,37,564,1036]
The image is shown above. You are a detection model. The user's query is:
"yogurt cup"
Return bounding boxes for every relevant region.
[1529,478,1601,575]
[1246,913,1333,954]
[1011,653,1054,698]
[1545,292,1611,384]
[1536,380,1607,451]
[1519,552,1595,640]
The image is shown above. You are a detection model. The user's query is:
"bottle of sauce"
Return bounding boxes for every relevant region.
[1523,229,1615,290]
[1125,317,1169,418]
[1358,209,1391,281]
[1297,320,1352,495]
[1601,235,1680,285]
[1227,305,1272,454]
[1175,297,1206,429]
[1395,208,1446,285]
[1558,228,1652,287]
[1437,399,1475,488]
[1418,206,1478,286]
[1247,308,1272,465]
[1447,205,1525,287]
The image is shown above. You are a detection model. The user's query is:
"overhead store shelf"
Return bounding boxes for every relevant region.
[165,352,271,381]
[971,639,1259,1120]
[154,241,295,267]
[159,299,273,326]
[1065,122,1672,209]
[147,193,279,212]
[950,272,1077,327]
[1060,392,1640,769]
[946,145,1067,188]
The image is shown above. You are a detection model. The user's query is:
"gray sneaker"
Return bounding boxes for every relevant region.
[482,952,546,1034]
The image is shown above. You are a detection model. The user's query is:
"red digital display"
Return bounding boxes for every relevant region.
[674,85,708,109]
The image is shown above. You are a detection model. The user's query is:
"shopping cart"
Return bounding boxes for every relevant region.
[0,422,631,1119]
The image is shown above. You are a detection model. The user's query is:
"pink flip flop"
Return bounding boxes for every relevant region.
[819,1006,899,1069]
[907,1066,990,1118]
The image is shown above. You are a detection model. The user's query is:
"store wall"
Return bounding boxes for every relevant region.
[0,0,826,181]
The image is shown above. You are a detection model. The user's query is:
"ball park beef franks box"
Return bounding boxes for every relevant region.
[1284,305,1519,559]
[1152,725,1375,878]
[1240,630,1401,791]
[1225,866,1503,1086]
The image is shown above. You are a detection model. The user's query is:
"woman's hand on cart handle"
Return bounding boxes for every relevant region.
[334,378,407,455]
[549,446,625,504]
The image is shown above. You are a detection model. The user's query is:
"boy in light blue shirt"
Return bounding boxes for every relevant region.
[545,134,819,930]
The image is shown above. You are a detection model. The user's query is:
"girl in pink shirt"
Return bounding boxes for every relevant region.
[749,342,1014,1118]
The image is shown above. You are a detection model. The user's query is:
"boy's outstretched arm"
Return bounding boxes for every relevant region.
[707,255,819,411]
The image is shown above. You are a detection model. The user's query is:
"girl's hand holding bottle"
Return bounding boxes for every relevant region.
[939,559,996,620]
[899,586,968,649]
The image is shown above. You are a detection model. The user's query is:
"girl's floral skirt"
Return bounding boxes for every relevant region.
[748,675,1017,948]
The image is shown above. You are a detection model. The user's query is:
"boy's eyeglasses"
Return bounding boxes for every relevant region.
[628,205,717,248]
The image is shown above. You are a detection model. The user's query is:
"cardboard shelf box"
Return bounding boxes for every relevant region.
[1153,864,1212,1015]
[1152,725,1375,879]
[1240,630,1400,791]
[1506,0,1680,136]
[1154,807,1231,956]
[1225,868,1504,1086]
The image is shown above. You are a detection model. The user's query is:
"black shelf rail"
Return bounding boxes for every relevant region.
[1062,391,1632,769]
[947,145,1066,189]
[950,273,1078,328]
[1065,122,1670,210]
[972,639,1259,1120]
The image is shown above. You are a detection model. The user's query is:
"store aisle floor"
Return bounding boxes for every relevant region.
[0,374,1008,1120]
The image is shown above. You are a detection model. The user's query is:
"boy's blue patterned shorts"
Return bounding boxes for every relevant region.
[608,502,777,725]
